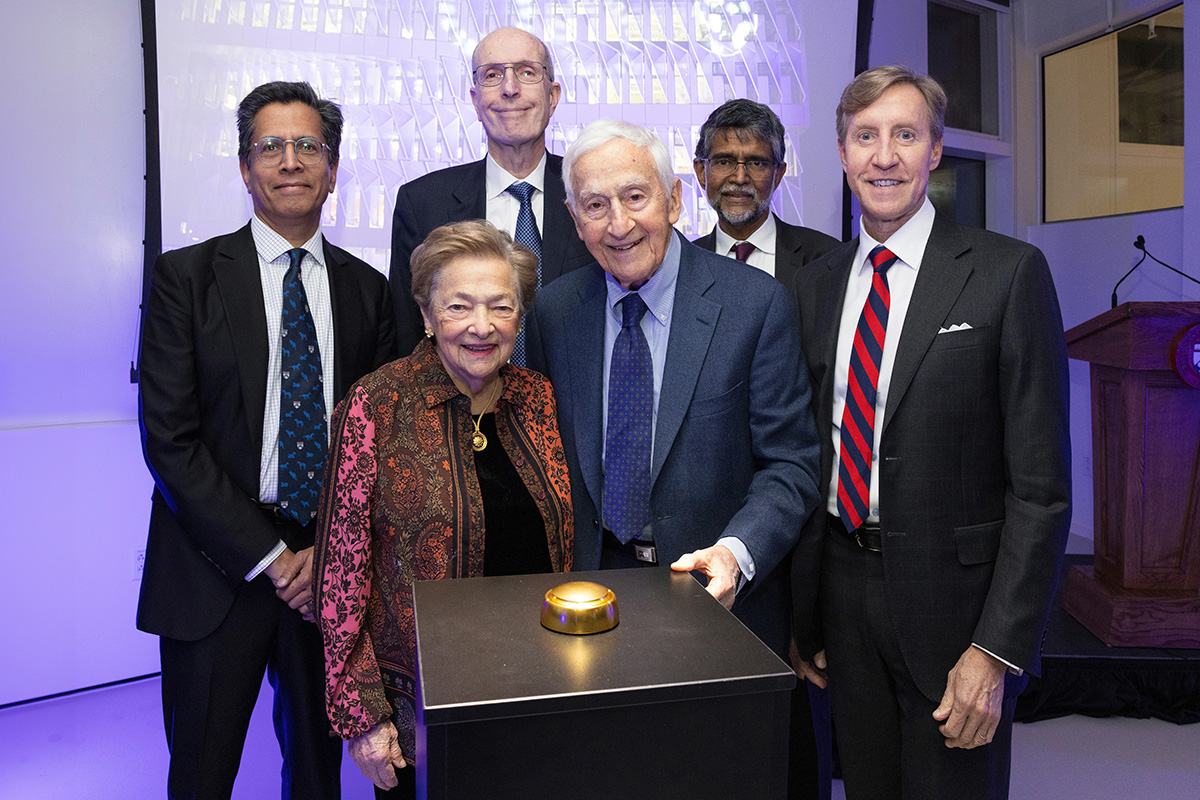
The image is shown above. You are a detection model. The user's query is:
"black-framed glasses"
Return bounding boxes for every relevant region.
[696,157,779,179]
[473,61,549,87]
[249,137,330,166]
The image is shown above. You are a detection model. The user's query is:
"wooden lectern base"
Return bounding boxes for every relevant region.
[1062,564,1200,648]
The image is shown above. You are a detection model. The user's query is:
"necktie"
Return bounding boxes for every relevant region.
[837,245,898,533]
[734,241,756,262]
[603,293,653,544]
[278,247,327,525]
[507,181,542,367]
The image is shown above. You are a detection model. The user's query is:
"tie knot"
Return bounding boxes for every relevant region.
[868,245,897,274]
[734,241,756,262]
[286,247,307,277]
[620,293,648,328]
[508,181,535,205]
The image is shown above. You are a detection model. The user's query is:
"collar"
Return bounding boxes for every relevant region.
[713,212,778,257]
[485,152,548,201]
[853,196,935,275]
[603,229,681,329]
[250,215,326,268]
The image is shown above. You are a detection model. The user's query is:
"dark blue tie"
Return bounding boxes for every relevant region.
[507,181,541,367]
[278,247,327,525]
[603,293,652,543]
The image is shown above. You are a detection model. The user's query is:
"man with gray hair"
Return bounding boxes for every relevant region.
[138,80,396,799]
[528,122,822,747]
[388,26,591,360]
[693,98,838,287]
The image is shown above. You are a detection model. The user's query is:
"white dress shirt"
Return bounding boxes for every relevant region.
[484,152,548,237]
[712,213,778,277]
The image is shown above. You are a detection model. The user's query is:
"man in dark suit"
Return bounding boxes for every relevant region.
[528,119,821,673]
[790,66,1070,799]
[694,96,838,800]
[137,81,396,800]
[693,99,838,284]
[388,26,592,357]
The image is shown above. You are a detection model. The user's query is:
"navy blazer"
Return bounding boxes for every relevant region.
[137,224,396,641]
[790,213,1071,699]
[388,154,593,355]
[693,214,839,288]
[528,231,822,655]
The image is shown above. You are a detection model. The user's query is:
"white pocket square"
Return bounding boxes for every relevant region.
[938,322,974,334]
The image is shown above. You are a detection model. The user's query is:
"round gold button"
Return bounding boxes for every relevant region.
[540,581,619,634]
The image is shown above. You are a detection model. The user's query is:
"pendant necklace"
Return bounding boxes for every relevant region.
[471,378,503,452]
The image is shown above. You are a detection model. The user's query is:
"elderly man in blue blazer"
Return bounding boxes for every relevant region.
[527,120,821,663]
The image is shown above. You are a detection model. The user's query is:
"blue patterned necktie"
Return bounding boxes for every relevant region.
[603,293,653,543]
[507,181,542,367]
[837,245,897,533]
[278,247,327,525]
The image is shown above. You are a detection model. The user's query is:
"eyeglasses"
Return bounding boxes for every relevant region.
[473,62,549,87]
[696,157,779,179]
[249,137,330,166]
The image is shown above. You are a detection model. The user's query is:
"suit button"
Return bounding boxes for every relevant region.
[592,518,600,528]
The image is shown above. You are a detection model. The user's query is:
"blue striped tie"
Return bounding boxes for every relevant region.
[278,247,327,525]
[507,181,541,367]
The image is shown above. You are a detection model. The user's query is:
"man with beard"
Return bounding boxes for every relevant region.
[693,99,838,288]
[694,97,837,800]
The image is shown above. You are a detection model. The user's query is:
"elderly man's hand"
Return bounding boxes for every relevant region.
[932,646,1007,749]
[272,546,316,621]
[671,544,741,609]
[349,720,407,789]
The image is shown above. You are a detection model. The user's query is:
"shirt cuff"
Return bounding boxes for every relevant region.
[246,540,287,581]
[971,643,1023,676]
[716,536,755,595]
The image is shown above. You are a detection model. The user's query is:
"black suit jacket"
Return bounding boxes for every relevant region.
[388,154,593,355]
[693,214,839,288]
[790,213,1071,700]
[137,223,396,641]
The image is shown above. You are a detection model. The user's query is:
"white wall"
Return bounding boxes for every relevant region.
[0,3,158,704]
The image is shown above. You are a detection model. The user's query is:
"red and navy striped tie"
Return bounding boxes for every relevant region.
[837,245,897,533]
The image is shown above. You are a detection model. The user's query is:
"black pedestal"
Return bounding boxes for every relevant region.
[413,567,795,799]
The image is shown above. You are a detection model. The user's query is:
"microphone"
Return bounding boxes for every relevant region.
[1111,234,1200,309]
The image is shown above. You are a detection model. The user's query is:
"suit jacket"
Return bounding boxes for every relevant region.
[528,231,822,656]
[790,213,1071,701]
[137,223,397,642]
[388,154,593,355]
[693,214,839,288]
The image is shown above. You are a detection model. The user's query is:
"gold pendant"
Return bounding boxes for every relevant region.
[472,431,488,452]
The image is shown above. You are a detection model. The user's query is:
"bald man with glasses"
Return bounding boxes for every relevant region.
[387,27,592,360]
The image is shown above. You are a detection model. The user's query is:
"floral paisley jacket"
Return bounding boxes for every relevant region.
[312,339,573,757]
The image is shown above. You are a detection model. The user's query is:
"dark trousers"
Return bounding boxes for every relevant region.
[820,531,1021,800]
[159,574,342,800]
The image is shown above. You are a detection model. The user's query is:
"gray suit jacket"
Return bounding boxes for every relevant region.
[790,212,1071,699]
[388,154,592,355]
[529,231,822,655]
[693,214,839,288]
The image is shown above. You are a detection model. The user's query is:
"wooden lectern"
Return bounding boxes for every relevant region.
[1061,301,1200,647]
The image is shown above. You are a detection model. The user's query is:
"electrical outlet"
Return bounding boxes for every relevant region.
[133,548,146,581]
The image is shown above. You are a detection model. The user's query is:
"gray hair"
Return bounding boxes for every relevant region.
[695,99,786,164]
[562,120,675,210]
[236,81,344,165]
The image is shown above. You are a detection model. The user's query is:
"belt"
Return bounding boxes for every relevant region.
[829,512,882,552]
[257,502,312,529]
[602,529,658,564]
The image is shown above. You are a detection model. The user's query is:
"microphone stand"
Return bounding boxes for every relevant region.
[1111,235,1200,309]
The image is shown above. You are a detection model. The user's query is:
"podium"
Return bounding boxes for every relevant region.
[412,568,795,799]
[1062,301,1200,646]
